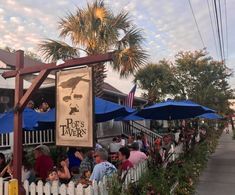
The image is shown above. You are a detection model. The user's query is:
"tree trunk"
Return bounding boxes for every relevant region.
[93,63,106,97]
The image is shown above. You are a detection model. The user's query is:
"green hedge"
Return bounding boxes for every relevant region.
[138,127,222,195]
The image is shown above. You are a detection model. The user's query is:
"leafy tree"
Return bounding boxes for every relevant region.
[174,50,234,114]
[39,0,148,96]
[134,60,179,104]
[24,51,41,61]
[2,46,41,61]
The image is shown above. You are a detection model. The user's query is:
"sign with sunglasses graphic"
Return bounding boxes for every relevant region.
[56,67,94,147]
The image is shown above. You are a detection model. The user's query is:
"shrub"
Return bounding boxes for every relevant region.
[136,127,223,195]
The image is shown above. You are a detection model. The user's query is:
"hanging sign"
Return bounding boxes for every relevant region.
[56,67,93,147]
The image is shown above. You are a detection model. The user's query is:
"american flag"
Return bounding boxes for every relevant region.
[124,84,137,108]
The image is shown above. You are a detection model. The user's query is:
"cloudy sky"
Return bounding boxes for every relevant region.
[0,0,234,96]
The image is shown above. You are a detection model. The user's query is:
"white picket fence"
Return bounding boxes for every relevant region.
[0,144,184,195]
[0,160,147,195]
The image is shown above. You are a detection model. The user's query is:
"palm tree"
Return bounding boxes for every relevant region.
[39,0,148,96]
[134,60,180,104]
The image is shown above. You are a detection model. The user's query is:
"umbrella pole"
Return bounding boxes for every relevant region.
[182,120,187,153]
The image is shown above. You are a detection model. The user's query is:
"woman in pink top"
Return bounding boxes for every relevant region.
[128,142,147,166]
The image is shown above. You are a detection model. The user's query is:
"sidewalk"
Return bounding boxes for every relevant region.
[196,130,235,195]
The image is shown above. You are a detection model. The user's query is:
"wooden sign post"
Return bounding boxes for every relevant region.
[2,50,113,194]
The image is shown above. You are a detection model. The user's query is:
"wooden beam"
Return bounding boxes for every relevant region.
[2,52,114,78]
[18,69,51,111]
[12,50,25,194]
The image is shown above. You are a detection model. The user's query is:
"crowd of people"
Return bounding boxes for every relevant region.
[0,122,209,188]
[0,134,150,187]
[148,125,208,166]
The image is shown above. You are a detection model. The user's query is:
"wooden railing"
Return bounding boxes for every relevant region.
[0,129,55,149]
[123,121,162,148]
[23,129,55,145]
[0,133,10,148]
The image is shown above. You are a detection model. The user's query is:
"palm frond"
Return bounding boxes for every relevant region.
[113,47,149,77]
[116,26,145,50]
[112,12,130,32]
[59,10,89,47]
[39,39,79,62]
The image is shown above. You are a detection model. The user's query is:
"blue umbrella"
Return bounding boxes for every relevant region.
[197,113,222,119]
[0,108,41,133]
[95,97,135,122]
[115,112,145,121]
[136,99,215,120]
[180,100,215,113]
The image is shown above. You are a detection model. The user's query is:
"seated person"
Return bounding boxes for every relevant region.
[120,134,127,147]
[0,153,9,178]
[136,135,143,151]
[47,167,59,184]
[33,145,53,181]
[78,170,91,186]
[95,142,103,150]
[0,154,33,182]
[128,142,147,166]
[90,148,116,182]
[174,130,181,144]
[141,133,149,153]
[109,137,121,153]
[162,135,172,152]
[57,155,71,184]
[40,102,50,112]
[26,100,35,109]
[22,152,33,182]
[67,147,84,170]
[118,147,133,172]
[154,137,162,152]
[79,149,95,174]
[127,135,134,147]
[0,158,13,180]
[70,166,80,183]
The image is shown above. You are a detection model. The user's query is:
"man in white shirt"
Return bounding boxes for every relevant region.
[109,137,121,153]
